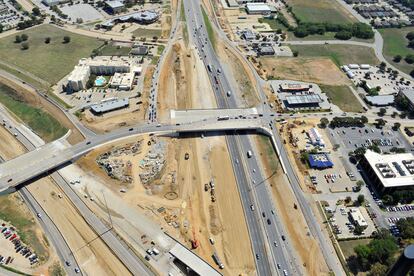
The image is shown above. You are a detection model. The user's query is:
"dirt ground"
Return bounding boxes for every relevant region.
[260,57,351,86]
[253,134,330,275]
[0,126,130,275]
[0,76,84,144]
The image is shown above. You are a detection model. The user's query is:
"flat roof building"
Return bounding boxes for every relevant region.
[105,0,124,14]
[109,72,135,90]
[246,3,271,14]
[361,150,414,193]
[42,0,68,6]
[398,89,414,111]
[279,83,311,93]
[101,10,160,28]
[67,65,90,92]
[308,153,333,169]
[90,98,129,114]
[307,127,325,147]
[258,46,275,56]
[130,45,148,55]
[349,208,368,228]
[365,95,395,106]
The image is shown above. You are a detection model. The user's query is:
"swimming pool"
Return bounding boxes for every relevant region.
[94,76,106,87]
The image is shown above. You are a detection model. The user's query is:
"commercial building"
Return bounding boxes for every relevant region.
[349,208,368,228]
[360,150,414,193]
[246,3,271,15]
[398,89,414,111]
[285,94,323,109]
[66,57,140,92]
[109,72,135,90]
[258,46,275,56]
[42,0,68,6]
[130,45,148,55]
[101,10,160,28]
[67,66,91,92]
[279,83,311,93]
[240,29,256,40]
[307,128,325,147]
[105,0,124,14]
[308,153,333,169]
[365,95,395,106]
[90,98,129,114]
[226,0,239,7]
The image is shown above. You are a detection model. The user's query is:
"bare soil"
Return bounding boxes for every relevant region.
[260,57,351,86]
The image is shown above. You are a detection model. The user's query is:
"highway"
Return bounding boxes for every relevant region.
[183,1,296,274]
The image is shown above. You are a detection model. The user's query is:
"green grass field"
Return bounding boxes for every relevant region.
[0,83,67,141]
[379,27,414,74]
[339,239,372,259]
[201,5,216,49]
[289,44,379,66]
[321,85,364,113]
[288,0,356,23]
[97,44,131,56]
[0,25,102,85]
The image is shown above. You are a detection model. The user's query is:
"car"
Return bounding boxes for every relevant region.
[250,205,254,211]
[36,213,41,218]
[255,254,260,260]
[277,264,281,269]
[262,212,266,217]
[267,219,271,225]
[129,128,133,131]
[74,268,80,274]
[281,235,286,241]
[86,141,91,145]
[274,241,278,247]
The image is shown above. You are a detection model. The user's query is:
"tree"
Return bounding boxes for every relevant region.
[382,194,394,205]
[405,54,414,64]
[375,118,386,128]
[358,194,365,205]
[361,115,368,124]
[355,244,371,270]
[21,34,28,41]
[345,196,352,204]
[45,37,51,44]
[369,262,388,276]
[409,40,414,49]
[15,35,22,43]
[293,50,299,57]
[319,117,329,128]
[411,69,414,78]
[356,180,364,188]
[335,30,352,40]
[393,55,402,62]
[406,31,414,41]
[0,23,3,33]
[63,36,71,43]
[378,108,386,116]
[32,7,40,16]
[379,61,387,71]
[396,217,414,239]
[393,122,401,130]
[21,42,29,50]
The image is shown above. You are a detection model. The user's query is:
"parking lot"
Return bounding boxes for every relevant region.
[0,0,28,31]
[330,205,376,239]
[327,125,411,153]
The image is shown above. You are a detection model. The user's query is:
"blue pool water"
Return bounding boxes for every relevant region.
[95,76,106,86]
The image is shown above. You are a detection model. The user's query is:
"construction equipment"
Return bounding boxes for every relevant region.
[191,227,199,249]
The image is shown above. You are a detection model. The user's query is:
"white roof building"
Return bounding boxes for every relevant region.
[349,208,368,227]
[364,150,414,188]
[246,3,271,14]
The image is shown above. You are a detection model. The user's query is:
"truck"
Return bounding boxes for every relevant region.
[207,64,213,72]
[247,150,253,158]
[217,116,230,121]
[212,251,224,269]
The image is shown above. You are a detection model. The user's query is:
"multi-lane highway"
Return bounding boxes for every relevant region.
[183,1,297,274]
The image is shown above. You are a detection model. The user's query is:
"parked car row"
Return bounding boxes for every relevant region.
[324,173,342,184]
[386,205,414,212]
[1,224,38,265]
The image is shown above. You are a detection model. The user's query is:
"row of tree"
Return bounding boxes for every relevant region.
[293,22,374,40]
[329,116,368,128]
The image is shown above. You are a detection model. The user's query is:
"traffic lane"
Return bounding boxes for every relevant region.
[226,135,272,276]
[19,188,81,276]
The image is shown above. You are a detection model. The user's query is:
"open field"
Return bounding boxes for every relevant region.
[320,85,364,113]
[97,44,131,56]
[261,57,351,86]
[287,0,356,23]
[132,28,162,38]
[289,44,380,66]
[0,83,67,142]
[379,27,414,74]
[339,239,371,259]
[0,25,102,85]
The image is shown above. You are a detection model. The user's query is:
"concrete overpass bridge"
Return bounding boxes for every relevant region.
[0,115,266,193]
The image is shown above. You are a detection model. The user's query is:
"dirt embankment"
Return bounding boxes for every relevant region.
[0,76,83,144]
